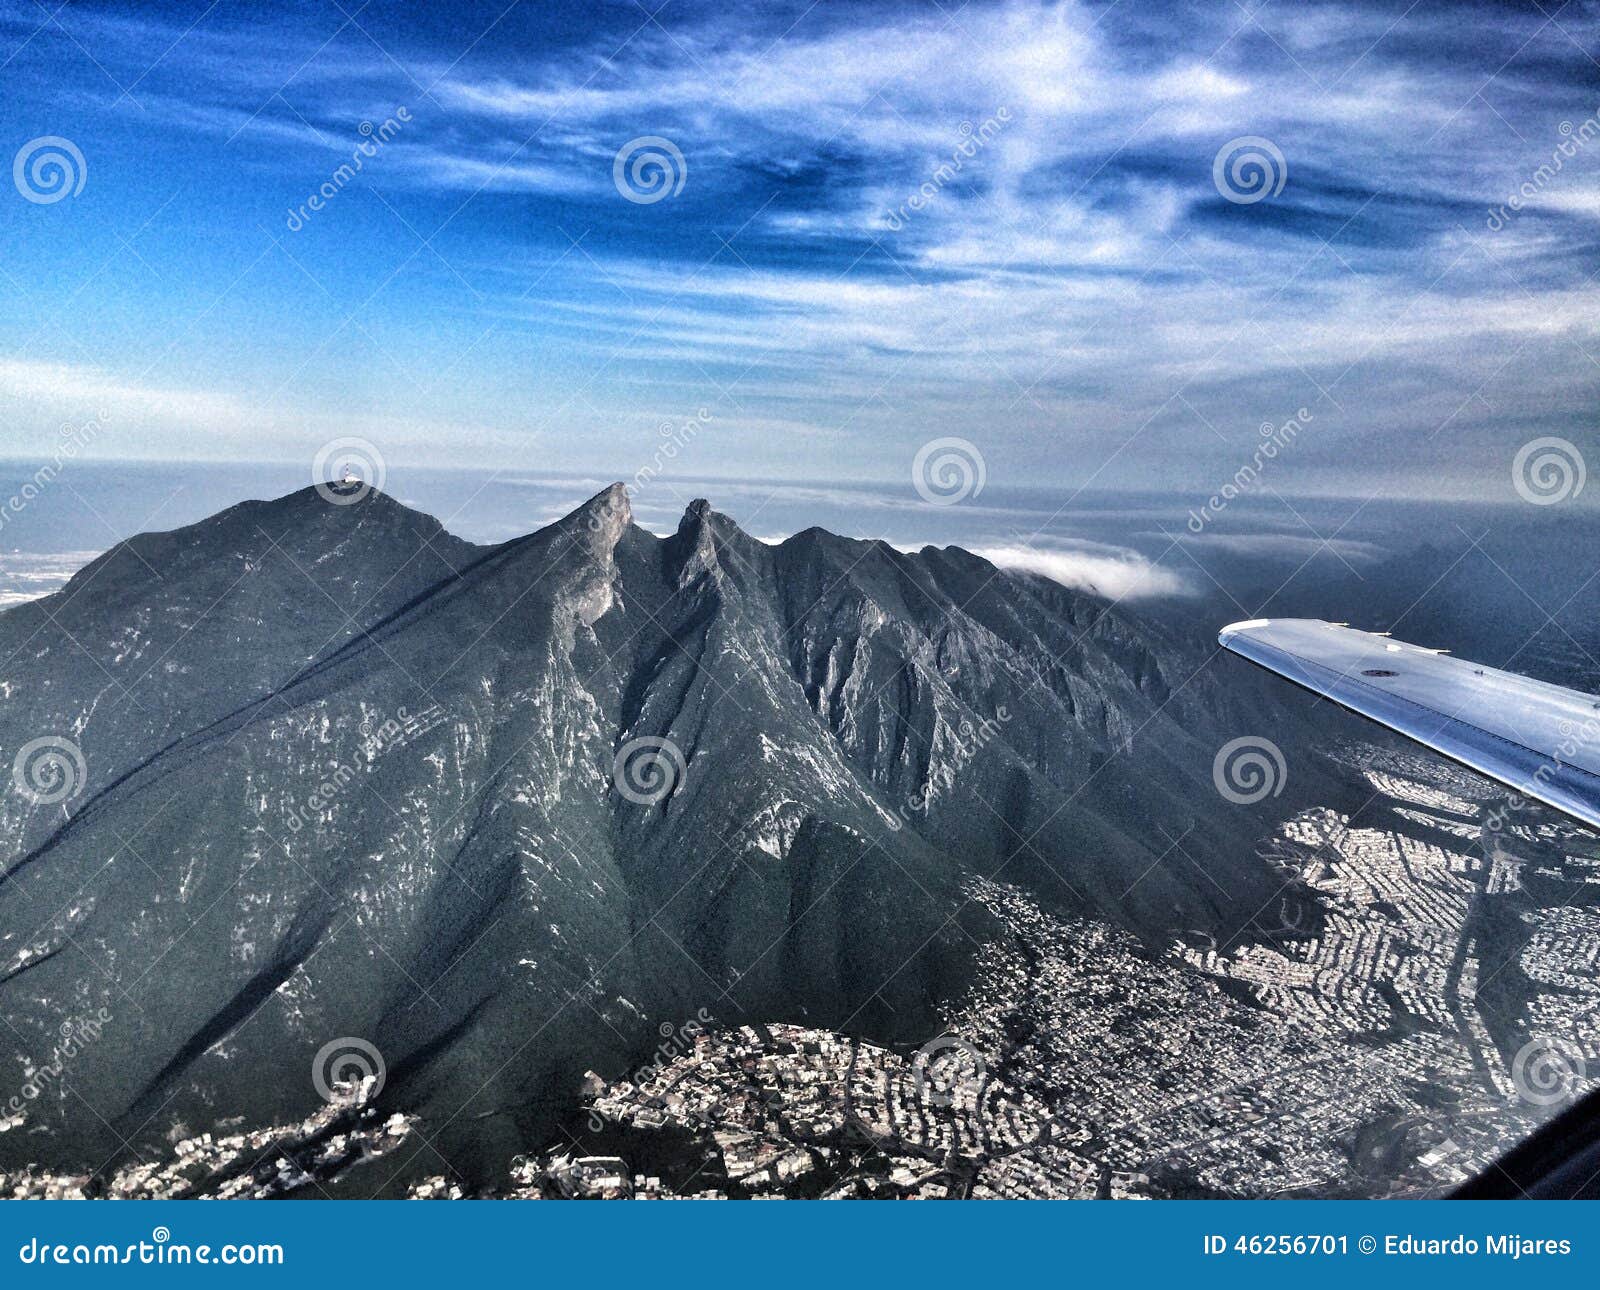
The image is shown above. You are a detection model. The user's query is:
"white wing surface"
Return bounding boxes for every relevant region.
[1218,618,1600,832]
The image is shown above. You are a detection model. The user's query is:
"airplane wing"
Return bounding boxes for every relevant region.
[1218,618,1600,832]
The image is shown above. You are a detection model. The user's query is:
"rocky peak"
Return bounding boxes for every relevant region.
[670,498,768,592]
[559,482,632,554]
[549,483,631,629]
[674,498,721,585]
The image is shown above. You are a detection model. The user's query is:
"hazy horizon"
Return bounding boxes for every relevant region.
[5,459,1599,690]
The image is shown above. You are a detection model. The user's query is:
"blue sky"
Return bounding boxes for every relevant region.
[1,0,1597,501]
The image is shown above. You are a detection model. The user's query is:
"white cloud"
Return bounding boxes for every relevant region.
[0,358,252,427]
[1536,186,1600,219]
[1181,533,1389,563]
[978,541,1193,600]
[6,1,1591,496]
[0,358,518,464]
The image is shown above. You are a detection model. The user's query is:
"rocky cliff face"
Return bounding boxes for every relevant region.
[0,483,1302,1188]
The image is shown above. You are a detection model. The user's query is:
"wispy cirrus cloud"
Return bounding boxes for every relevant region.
[0,0,1595,498]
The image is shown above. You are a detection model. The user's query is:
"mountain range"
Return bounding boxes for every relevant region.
[0,481,1354,1189]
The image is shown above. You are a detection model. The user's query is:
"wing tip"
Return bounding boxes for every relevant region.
[1218,618,1272,647]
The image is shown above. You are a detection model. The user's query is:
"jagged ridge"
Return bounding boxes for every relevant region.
[0,482,1305,1187]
